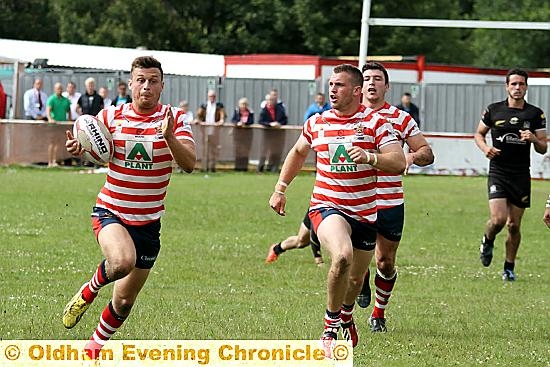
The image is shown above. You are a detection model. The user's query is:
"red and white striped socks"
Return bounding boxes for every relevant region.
[85,301,126,359]
[371,269,397,319]
[82,260,110,303]
[323,309,341,336]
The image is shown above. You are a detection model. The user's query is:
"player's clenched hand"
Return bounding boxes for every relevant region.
[65,130,83,155]
[484,146,501,159]
[519,129,535,142]
[162,105,175,139]
[347,146,370,164]
[269,192,286,216]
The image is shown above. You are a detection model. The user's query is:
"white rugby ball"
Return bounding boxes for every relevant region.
[73,114,113,165]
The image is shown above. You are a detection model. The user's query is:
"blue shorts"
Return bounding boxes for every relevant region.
[377,204,405,242]
[308,208,376,251]
[91,206,161,269]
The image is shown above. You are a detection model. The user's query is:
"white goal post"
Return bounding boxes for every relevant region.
[359,0,550,67]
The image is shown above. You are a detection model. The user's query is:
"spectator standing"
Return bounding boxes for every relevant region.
[396,92,421,127]
[304,92,330,121]
[231,97,254,171]
[99,87,112,108]
[194,89,225,172]
[178,100,194,125]
[62,81,81,120]
[45,82,71,167]
[258,91,288,172]
[23,78,48,120]
[112,81,132,106]
[0,81,7,118]
[77,78,104,116]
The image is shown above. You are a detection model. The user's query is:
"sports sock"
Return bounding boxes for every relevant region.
[324,309,341,335]
[483,234,494,245]
[371,269,397,319]
[85,301,126,359]
[311,241,322,258]
[340,304,354,325]
[504,261,515,271]
[273,243,285,255]
[359,268,371,295]
[82,260,110,303]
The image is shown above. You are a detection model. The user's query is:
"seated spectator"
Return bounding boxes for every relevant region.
[231,97,254,171]
[112,81,132,106]
[304,92,330,121]
[258,93,288,172]
[23,78,48,120]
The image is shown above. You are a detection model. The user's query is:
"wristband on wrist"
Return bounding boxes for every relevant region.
[371,153,378,166]
[277,180,288,188]
[274,190,286,195]
[546,198,550,208]
[364,151,372,164]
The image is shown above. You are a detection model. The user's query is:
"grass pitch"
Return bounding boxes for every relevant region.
[0,167,549,366]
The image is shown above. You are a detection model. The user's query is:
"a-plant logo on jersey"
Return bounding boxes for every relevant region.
[125,141,154,169]
[329,143,357,172]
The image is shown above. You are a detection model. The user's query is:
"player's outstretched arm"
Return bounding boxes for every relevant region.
[269,136,310,216]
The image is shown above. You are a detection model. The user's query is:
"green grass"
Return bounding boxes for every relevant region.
[0,167,549,366]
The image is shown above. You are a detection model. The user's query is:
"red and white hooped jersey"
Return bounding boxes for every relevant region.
[302,104,398,223]
[95,103,194,225]
[375,102,421,209]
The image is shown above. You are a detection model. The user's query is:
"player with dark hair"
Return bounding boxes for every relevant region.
[63,56,196,359]
[475,68,546,281]
[356,61,434,332]
[269,63,406,356]
[265,211,324,266]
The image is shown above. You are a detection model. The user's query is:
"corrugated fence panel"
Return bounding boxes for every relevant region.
[13,71,550,134]
[424,84,506,133]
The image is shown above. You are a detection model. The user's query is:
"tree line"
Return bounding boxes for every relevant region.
[1,0,548,69]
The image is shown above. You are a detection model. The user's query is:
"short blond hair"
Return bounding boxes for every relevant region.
[238,97,249,106]
[85,77,95,86]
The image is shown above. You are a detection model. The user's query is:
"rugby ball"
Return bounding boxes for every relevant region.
[73,115,113,165]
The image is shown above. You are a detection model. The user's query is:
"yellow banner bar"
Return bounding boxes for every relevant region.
[1,340,352,366]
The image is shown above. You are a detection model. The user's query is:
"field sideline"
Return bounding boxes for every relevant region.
[0,167,548,366]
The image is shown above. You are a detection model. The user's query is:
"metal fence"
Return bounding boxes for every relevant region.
[6,70,550,134]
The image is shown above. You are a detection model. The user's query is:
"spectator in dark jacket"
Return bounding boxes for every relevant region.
[258,93,288,172]
[396,92,421,127]
[77,77,104,116]
[231,97,254,171]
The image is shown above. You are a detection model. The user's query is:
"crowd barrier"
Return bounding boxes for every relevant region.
[1,120,549,179]
[0,120,316,169]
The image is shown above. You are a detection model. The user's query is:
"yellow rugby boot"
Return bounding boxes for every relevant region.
[63,283,92,328]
